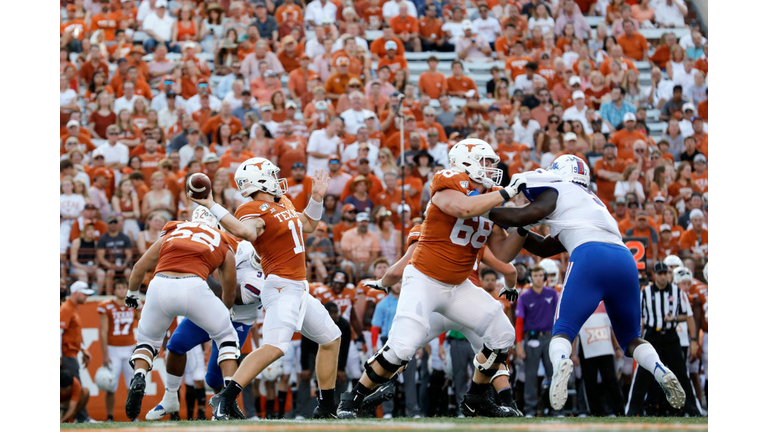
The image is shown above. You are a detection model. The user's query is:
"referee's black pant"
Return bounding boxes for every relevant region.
[579,350,625,416]
[625,330,699,416]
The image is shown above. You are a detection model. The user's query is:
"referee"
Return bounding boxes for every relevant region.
[626,263,700,416]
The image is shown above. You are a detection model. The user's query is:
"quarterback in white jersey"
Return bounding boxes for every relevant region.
[488,155,689,415]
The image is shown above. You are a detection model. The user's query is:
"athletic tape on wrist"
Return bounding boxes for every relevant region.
[304,197,323,221]
[209,203,229,221]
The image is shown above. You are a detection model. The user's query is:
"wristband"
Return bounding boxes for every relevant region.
[304,197,323,221]
[690,337,698,342]
[517,226,529,236]
[499,189,511,201]
[128,290,140,298]
[210,203,230,221]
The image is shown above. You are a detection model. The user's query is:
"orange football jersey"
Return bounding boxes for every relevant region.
[313,283,357,322]
[97,300,138,346]
[235,196,306,281]
[363,284,387,305]
[154,221,240,280]
[411,170,495,285]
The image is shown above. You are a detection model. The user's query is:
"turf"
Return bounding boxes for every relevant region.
[60,416,708,431]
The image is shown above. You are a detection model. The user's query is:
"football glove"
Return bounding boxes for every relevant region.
[498,285,519,302]
[503,173,528,198]
[363,279,390,294]
[126,291,142,310]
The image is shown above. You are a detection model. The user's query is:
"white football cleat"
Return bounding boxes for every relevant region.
[549,357,573,411]
[146,391,180,421]
[654,363,686,409]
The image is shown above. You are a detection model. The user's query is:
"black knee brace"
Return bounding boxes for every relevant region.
[364,346,406,384]
[474,344,508,377]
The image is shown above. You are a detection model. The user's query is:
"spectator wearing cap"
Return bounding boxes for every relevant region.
[142,0,178,53]
[305,0,338,28]
[445,60,478,98]
[277,36,301,74]
[325,57,357,107]
[283,162,313,212]
[606,111,644,160]
[472,4,502,50]
[61,280,95,421]
[379,40,410,83]
[201,153,221,180]
[343,174,375,214]
[231,89,260,125]
[690,154,708,193]
[88,168,112,220]
[70,203,109,246]
[594,142,627,204]
[340,155,384,201]
[456,19,492,62]
[626,211,659,263]
[253,1,278,43]
[559,132,589,162]
[562,90,590,130]
[627,262,700,417]
[240,40,285,83]
[185,78,222,115]
[617,195,641,231]
[678,102,697,137]
[333,203,359,252]
[340,211,382,276]
[328,154,354,197]
[677,190,704,229]
[657,224,680,261]
[96,215,133,295]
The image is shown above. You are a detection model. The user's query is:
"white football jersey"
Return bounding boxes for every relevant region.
[523,171,625,254]
[232,241,264,325]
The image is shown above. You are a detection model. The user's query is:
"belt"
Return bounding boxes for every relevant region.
[525,330,551,338]
[644,326,676,336]
[157,274,200,280]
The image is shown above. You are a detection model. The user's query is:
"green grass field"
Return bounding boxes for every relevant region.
[60,417,708,431]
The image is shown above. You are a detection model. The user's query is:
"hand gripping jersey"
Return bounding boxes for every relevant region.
[411,170,495,285]
[235,196,306,281]
[312,283,357,322]
[521,170,625,254]
[97,300,139,346]
[154,221,240,280]
[232,240,265,326]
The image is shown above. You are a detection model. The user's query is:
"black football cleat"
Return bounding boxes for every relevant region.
[208,393,230,421]
[461,393,518,417]
[336,392,359,419]
[313,399,338,419]
[499,398,524,417]
[361,380,396,412]
[169,412,181,421]
[125,374,146,421]
[228,400,246,420]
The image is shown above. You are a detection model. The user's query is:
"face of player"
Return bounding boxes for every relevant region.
[677,279,691,292]
[531,270,545,289]
[373,263,389,278]
[481,274,497,293]
[114,283,128,300]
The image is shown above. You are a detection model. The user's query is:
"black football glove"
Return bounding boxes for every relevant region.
[126,291,142,310]
[362,279,390,294]
[499,286,519,303]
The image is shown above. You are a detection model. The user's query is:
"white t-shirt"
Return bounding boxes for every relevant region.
[179,144,211,169]
[511,119,541,148]
[340,108,377,135]
[60,193,86,219]
[342,141,380,164]
[513,73,544,95]
[307,129,341,174]
[332,37,369,53]
[60,89,78,107]
[472,17,502,45]
[382,1,418,20]
[672,68,700,95]
[185,94,223,115]
[143,12,175,42]
[562,105,590,130]
[528,16,555,35]
[304,0,338,27]
[442,22,465,45]
[97,142,130,166]
[113,95,137,115]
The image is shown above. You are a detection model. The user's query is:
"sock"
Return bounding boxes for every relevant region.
[632,342,666,380]
[266,399,275,418]
[221,381,243,403]
[134,368,147,377]
[497,388,514,405]
[185,384,195,419]
[349,382,372,408]
[165,373,182,392]
[195,388,206,410]
[468,380,490,396]
[278,391,287,416]
[162,389,178,405]
[549,337,572,366]
[318,388,336,409]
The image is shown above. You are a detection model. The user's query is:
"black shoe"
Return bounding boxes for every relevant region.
[499,398,524,417]
[461,393,517,417]
[361,380,396,411]
[313,400,338,419]
[336,392,358,419]
[169,412,181,421]
[208,393,230,421]
[197,408,207,420]
[125,374,146,420]
[228,400,246,420]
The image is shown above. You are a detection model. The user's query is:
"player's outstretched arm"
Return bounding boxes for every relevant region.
[431,188,508,219]
[190,194,264,242]
[488,188,558,228]
[218,250,238,309]
[520,229,567,258]
[299,169,330,233]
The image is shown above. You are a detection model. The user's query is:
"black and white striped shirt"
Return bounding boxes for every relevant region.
[641,282,691,332]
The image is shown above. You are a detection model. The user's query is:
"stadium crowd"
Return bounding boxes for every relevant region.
[60,0,708,421]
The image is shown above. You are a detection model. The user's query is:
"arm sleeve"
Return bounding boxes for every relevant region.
[515,317,524,343]
[370,326,380,346]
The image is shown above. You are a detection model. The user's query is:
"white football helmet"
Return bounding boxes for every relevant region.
[95,366,115,392]
[547,154,590,187]
[234,157,288,198]
[539,259,560,287]
[702,262,708,283]
[673,266,693,285]
[191,206,219,229]
[663,255,683,269]
[449,139,503,188]
[260,358,283,382]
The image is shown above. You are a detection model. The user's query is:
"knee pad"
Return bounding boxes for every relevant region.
[491,363,510,383]
[473,344,508,377]
[217,341,241,365]
[364,345,407,384]
[130,343,158,371]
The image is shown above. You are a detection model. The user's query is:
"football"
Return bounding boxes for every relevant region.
[187,173,211,199]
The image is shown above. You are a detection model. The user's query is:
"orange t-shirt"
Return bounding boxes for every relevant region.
[97,299,139,347]
[236,196,307,281]
[504,56,533,79]
[508,160,541,176]
[378,55,409,81]
[285,176,313,212]
[278,49,301,74]
[416,121,447,142]
[418,71,448,99]
[678,228,708,256]
[272,135,308,174]
[658,237,680,261]
[219,152,252,187]
[418,17,445,39]
[609,129,648,161]
[599,57,638,76]
[60,298,83,358]
[698,100,708,122]
[370,37,405,59]
[593,158,627,203]
[275,4,303,24]
[446,75,478,96]
[411,170,494,285]
[202,115,243,140]
[332,221,357,245]
[617,32,648,61]
[60,20,87,40]
[288,68,319,101]
[139,153,163,183]
[155,221,239,280]
[91,12,119,41]
[390,15,419,35]
[313,284,357,322]
[495,36,523,59]
[691,170,708,193]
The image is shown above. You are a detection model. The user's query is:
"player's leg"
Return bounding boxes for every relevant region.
[548,246,611,411]
[206,322,253,391]
[146,318,211,420]
[276,338,297,418]
[104,345,120,420]
[338,265,444,419]
[442,281,519,417]
[126,277,179,420]
[189,346,208,420]
[300,293,342,418]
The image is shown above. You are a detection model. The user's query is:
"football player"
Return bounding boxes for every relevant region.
[145,240,265,421]
[487,155,688,413]
[124,206,242,421]
[190,159,343,420]
[337,139,527,419]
